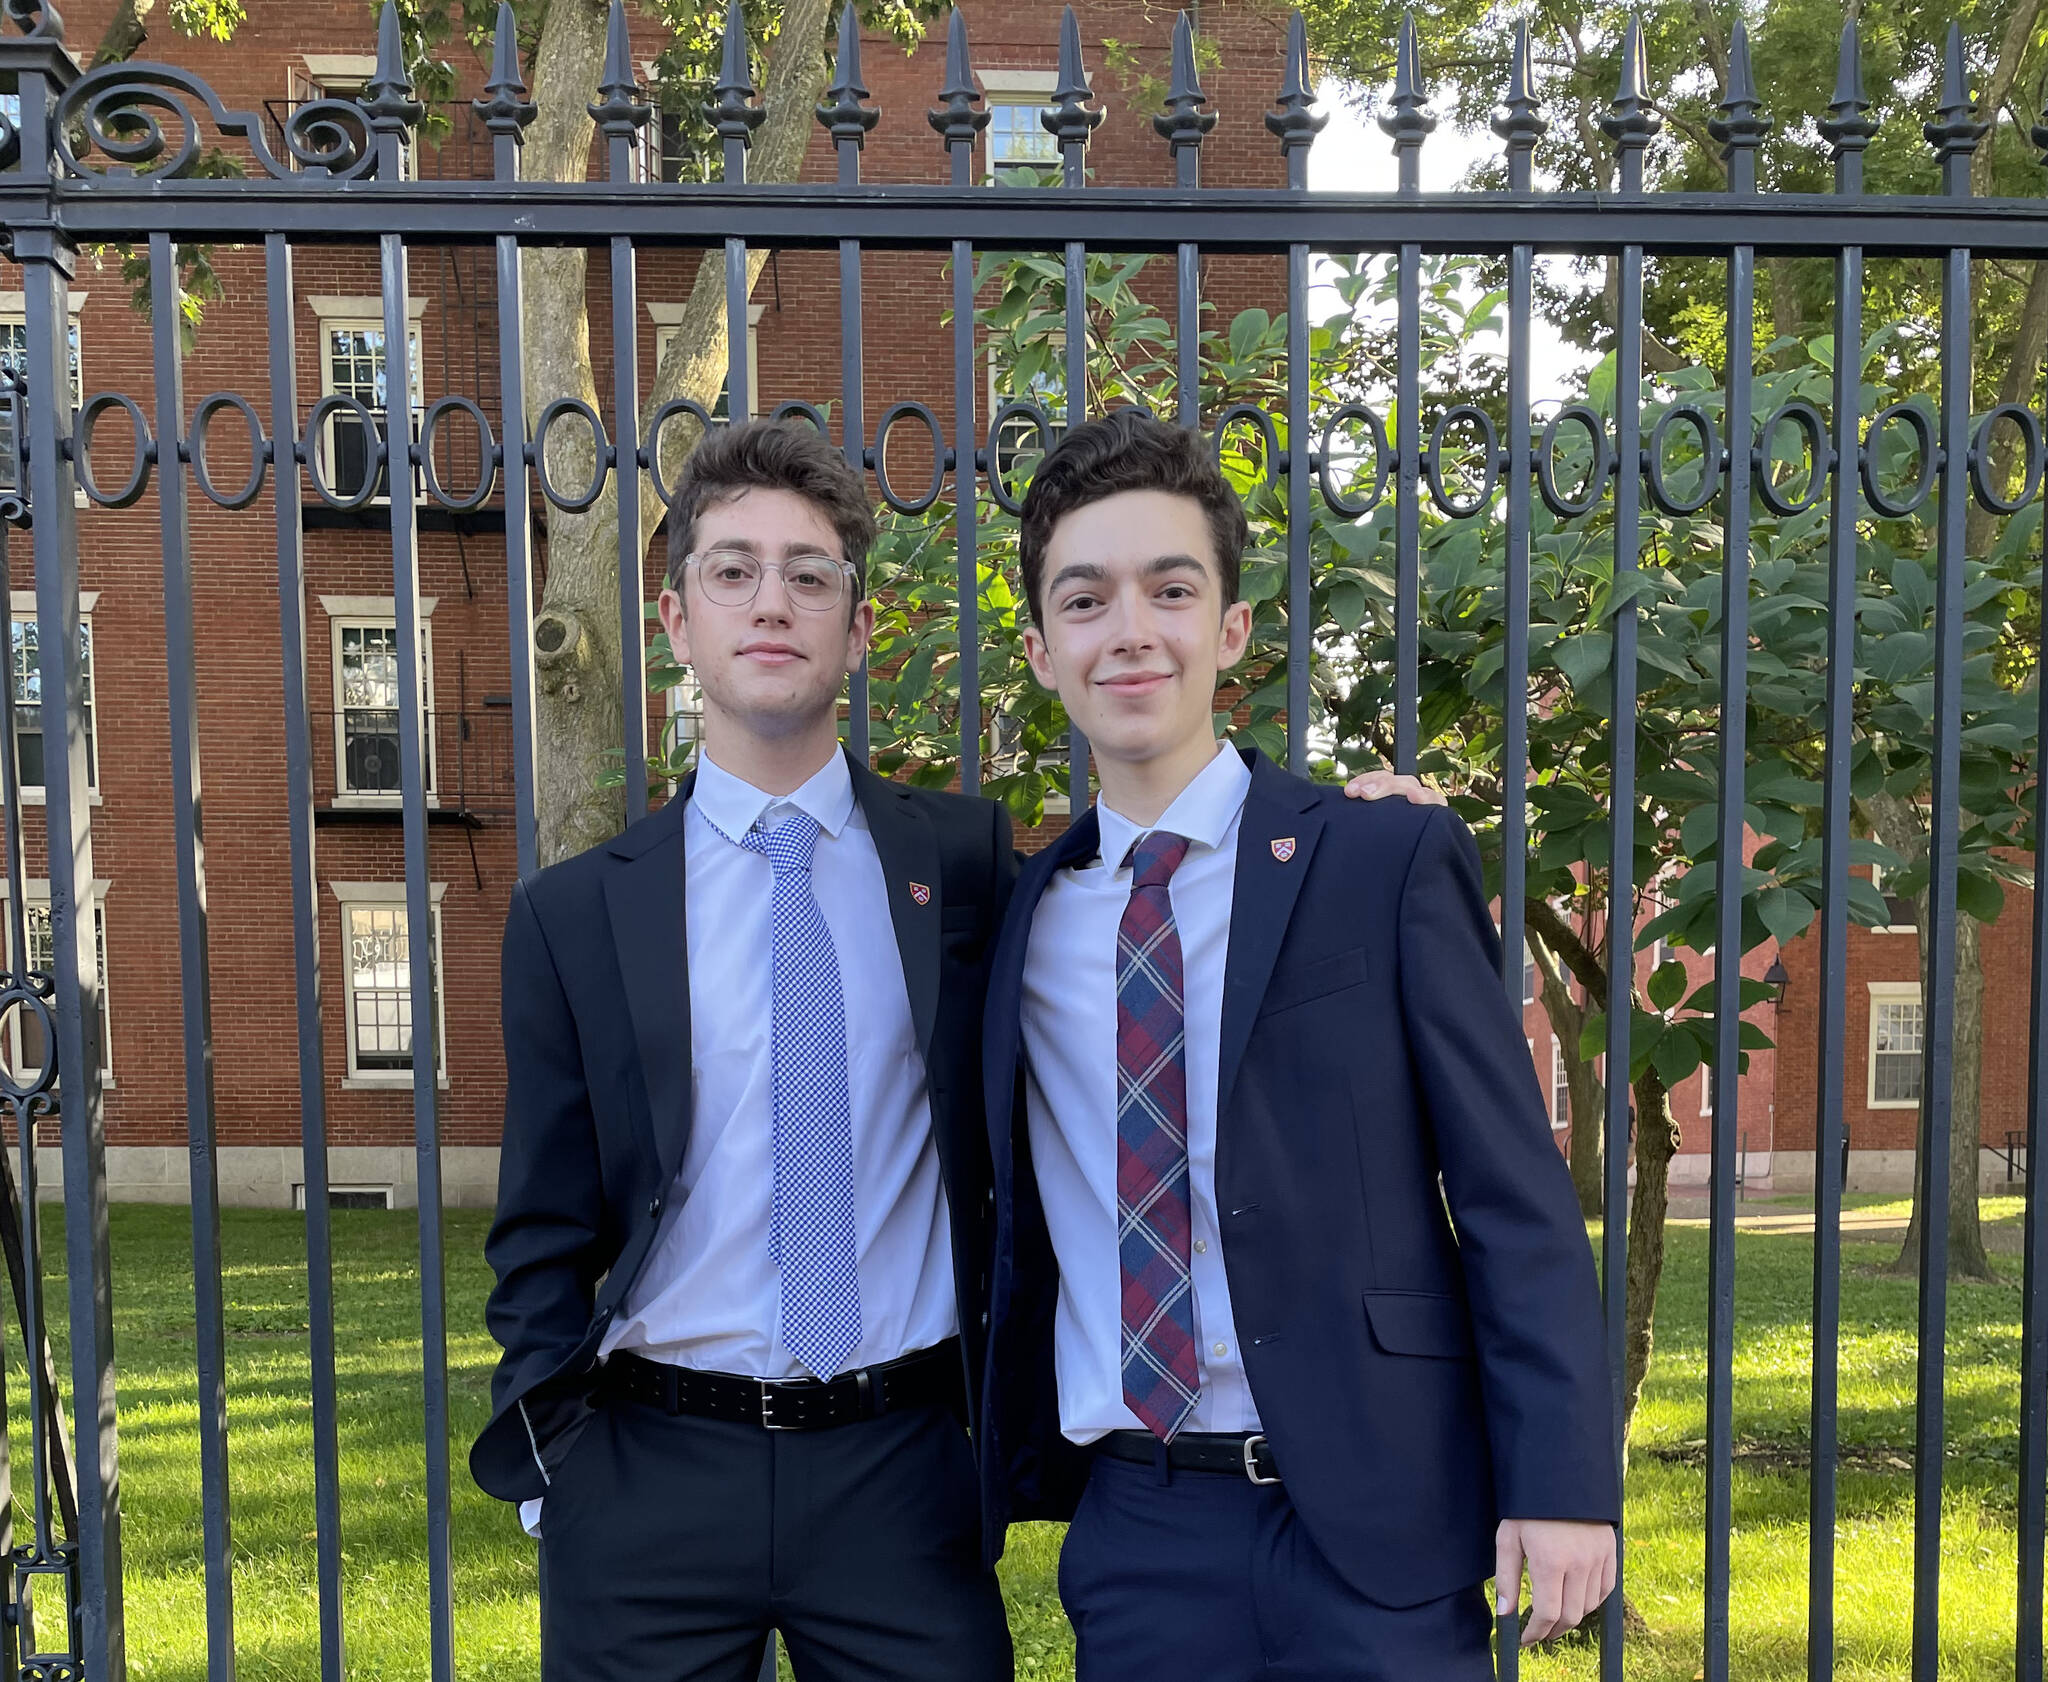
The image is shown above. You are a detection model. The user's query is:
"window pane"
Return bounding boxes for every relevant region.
[988,101,1059,178]
[347,904,441,1075]
[10,617,95,791]
[1873,998,1924,1103]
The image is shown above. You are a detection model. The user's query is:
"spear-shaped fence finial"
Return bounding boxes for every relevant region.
[1376,10,1435,190]
[1266,9,1327,183]
[474,1,538,141]
[708,0,766,154]
[589,0,652,143]
[1156,12,1217,158]
[1598,15,1659,188]
[1044,5,1104,163]
[1924,21,1985,193]
[1708,20,1770,189]
[1819,18,1876,166]
[927,8,990,150]
[818,0,881,147]
[362,1,425,138]
[1491,19,1547,189]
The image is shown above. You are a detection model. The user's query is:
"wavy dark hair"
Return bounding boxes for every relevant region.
[1017,407,1249,625]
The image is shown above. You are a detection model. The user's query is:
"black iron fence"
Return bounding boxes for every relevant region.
[0,0,2042,1678]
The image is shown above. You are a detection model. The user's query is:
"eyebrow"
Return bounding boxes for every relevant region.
[699,538,843,558]
[1046,553,1208,595]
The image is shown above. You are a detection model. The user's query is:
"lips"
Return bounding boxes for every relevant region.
[740,643,804,665]
[1098,672,1171,696]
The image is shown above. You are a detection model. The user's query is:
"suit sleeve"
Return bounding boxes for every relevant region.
[481,879,609,1417]
[991,796,1019,926]
[1395,806,1620,1524]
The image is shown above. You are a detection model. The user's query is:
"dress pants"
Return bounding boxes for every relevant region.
[1058,1450,1496,1682]
[538,1393,1013,1682]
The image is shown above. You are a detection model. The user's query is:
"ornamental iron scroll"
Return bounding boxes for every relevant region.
[54,62,375,181]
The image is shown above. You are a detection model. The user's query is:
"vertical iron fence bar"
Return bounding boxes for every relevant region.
[1274,13,1318,773]
[1051,5,1097,806]
[2021,273,2048,1682]
[946,79,980,793]
[1163,2,1206,430]
[1812,27,1873,1678]
[148,228,236,1681]
[265,228,347,1682]
[829,0,875,762]
[17,45,124,1669]
[1596,24,1657,1673]
[478,8,540,880]
[711,0,764,446]
[1381,13,1430,776]
[597,3,651,826]
[1914,32,1982,1678]
[1493,21,1541,1001]
[1702,34,1766,1681]
[366,16,454,1675]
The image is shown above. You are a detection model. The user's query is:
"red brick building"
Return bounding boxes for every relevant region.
[5,0,1294,1207]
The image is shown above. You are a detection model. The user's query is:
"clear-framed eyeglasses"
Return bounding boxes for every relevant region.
[682,548,861,613]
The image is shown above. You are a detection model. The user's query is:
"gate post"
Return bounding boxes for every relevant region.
[3,12,125,1678]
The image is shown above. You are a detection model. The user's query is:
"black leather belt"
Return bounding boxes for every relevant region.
[600,1342,964,1432]
[1098,1429,1283,1486]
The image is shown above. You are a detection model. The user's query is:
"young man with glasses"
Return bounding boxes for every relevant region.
[979,410,1618,1681]
[471,418,1439,1680]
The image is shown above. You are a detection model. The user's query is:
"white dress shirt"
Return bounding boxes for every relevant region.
[1020,741,1264,1444]
[527,749,958,1534]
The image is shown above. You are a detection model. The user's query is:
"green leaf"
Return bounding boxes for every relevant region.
[1754,887,1816,946]
[1553,631,1613,695]
[1647,959,1689,1012]
[1956,869,2006,924]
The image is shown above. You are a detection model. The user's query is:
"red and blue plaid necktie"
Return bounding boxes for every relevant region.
[1116,830,1200,1441]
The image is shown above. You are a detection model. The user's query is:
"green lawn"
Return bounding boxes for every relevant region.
[10,1197,2043,1678]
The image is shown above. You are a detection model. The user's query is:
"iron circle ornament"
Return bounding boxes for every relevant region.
[1861,401,1938,519]
[1536,405,1613,518]
[1426,404,1501,518]
[1754,401,1833,518]
[532,397,611,514]
[303,393,384,511]
[643,398,719,510]
[417,396,499,513]
[1968,402,2044,515]
[1316,403,1391,517]
[0,980,58,1105]
[1212,403,1282,488]
[769,400,832,435]
[985,400,1054,516]
[870,401,946,514]
[73,392,153,509]
[1644,403,1724,517]
[983,401,1056,518]
[188,392,269,510]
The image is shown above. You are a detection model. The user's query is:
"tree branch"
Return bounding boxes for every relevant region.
[1524,894,1610,1012]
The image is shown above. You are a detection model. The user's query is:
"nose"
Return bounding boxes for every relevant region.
[1104,585,1157,656]
[750,566,796,625]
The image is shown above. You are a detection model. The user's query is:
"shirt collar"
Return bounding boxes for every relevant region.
[1092,741,1250,875]
[692,746,856,843]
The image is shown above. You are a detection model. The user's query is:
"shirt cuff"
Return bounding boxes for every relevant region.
[519,1496,544,1539]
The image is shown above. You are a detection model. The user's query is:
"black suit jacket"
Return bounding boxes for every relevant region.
[470,750,1017,1503]
[979,749,1618,1608]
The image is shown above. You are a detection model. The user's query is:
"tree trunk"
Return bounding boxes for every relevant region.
[1863,790,1993,1281]
[1532,933,1604,1218]
[90,0,153,67]
[522,0,837,865]
[1620,1066,1676,1454]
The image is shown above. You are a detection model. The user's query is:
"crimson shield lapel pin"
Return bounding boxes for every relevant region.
[909,881,933,906]
[1271,837,1297,863]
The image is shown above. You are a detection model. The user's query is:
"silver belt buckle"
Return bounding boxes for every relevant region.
[759,1379,804,1431]
[1241,1433,1281,1485]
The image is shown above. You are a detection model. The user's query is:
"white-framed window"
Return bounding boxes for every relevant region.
[2,882,113,1087]
[1522,939,1538,1005]
[1550,1034,1568,1129]
[5,591,100,802]
[637,67,701,184]
[1701,1059,1717,1116]
[0,292,87,497]
[1868,862,1917,935]
[332,882,446,1088]
[650,301,763,423]
[322,596,438,803]
[980,72,1060,183]
[308,295,425,504]
[292,57,414,179]
[1867,982,1924,1108]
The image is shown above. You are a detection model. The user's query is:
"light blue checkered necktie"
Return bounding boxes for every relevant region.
[736,811,862,1378]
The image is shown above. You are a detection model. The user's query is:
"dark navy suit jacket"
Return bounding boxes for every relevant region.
[470,751,1016,1503]
[980,748,1618,1608]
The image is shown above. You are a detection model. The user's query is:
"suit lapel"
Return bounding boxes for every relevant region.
[986,808,1101,1174]
[851,755,943,1060]
[603,781,692,1184]
[1218,751,1323,1113]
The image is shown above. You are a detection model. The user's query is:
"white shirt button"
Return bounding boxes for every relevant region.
[1213,1341,1228,1357]
[1193,1239,1208,1253]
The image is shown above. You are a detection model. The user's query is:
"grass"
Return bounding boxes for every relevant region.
[7,1197,2043,1678]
